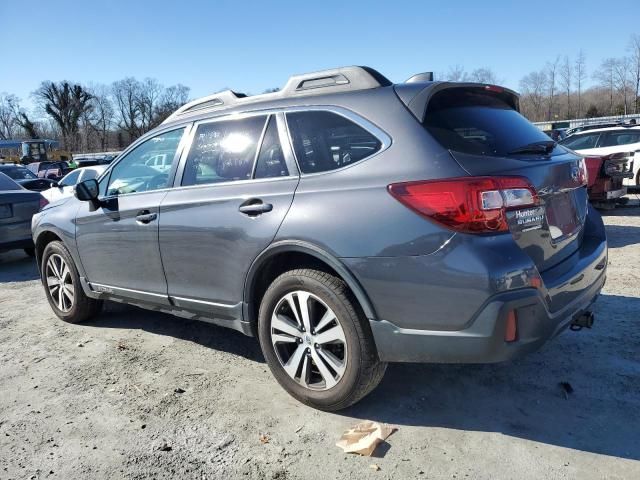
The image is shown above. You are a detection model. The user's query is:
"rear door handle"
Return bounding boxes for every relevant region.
[238,200,273,216]
[136,210,157,224]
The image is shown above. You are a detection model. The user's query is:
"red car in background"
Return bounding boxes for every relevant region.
[582,152,634,208]
[26,161,72,181]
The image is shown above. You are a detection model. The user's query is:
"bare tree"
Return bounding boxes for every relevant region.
[628,34,640,113]
[520,70,548,121]
[33,81,93,150]
[112,77,142,143]
[469,67,497,84]
[137,78,163,132]
[594,58,616,115]
[446,65,467,82]
[86,84,115,150]
[612,57,632,114]
[0,93,20,139]
[545,56,560,121]
[575,50,587,118]
[152,84,190,125]
[559,55,572,118]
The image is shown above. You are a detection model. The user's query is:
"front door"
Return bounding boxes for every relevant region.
[75,127,188,303]
[159,114,299,317]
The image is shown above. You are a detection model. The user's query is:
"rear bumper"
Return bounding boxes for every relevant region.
[0,220,34,252]
[368,232,607,364]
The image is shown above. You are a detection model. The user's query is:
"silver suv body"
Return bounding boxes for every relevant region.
[32,67,607,410]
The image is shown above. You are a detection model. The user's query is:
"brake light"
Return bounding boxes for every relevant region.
[388,176,539,234]
[484,85,504,93]
[39,196,49,211]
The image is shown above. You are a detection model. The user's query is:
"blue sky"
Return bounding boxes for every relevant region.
[1,0,638,107]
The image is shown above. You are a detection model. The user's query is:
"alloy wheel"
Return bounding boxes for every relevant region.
[45,253,74,312]
[270,291,347,391]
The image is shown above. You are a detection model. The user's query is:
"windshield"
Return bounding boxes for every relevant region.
[423,88,557,157]
[2,167,38,180]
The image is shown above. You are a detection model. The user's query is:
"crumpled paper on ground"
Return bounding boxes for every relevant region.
[335,421,397,456]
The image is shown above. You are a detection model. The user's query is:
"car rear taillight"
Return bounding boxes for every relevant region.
[577,158,588,186]
[388,176,539,234]
[39,196,49,211]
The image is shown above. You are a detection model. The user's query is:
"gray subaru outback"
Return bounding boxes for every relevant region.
[32,66,607,410]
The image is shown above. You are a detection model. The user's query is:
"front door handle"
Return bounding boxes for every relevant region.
[238,200,273,216]
[136,210,158,224]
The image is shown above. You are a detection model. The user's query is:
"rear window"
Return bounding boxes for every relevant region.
[423,88,554,157]
[0,172,21,190]
[1,167,37,180]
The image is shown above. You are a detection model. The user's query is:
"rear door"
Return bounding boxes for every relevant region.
[421,87,589,272]
[158,113,299,318]
[75,127,189,302]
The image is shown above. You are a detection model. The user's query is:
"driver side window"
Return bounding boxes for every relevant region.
[104,128,185,196]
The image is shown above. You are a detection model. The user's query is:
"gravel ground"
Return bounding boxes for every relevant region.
[1,201,639,480]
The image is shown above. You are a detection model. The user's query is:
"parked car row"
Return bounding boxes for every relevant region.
[0,173,47,256]
[558,126,638,208]
[0,164,108,255]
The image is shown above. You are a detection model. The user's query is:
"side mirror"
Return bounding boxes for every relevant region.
[75,179,99,202]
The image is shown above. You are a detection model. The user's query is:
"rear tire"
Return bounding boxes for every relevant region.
[258,269,386,411]
[41,241,102,323]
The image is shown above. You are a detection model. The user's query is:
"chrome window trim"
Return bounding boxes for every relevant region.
[163,172,299,195]
[282,106,392,177]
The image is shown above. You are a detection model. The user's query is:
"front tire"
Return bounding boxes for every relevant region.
[41,241,102,323]
[258,269,386,411]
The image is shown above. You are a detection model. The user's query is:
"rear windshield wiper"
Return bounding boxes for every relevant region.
[507,141,556,155]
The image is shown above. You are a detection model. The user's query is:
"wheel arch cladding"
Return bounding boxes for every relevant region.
[243,242,378,334]
[35,230,63,267]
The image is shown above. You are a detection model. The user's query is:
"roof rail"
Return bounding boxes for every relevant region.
[162,90,247,124]
[162,66,391,125]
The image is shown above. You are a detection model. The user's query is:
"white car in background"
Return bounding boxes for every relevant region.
[560,126,640,186]
[41,165,107,203]
[144,153,173,173]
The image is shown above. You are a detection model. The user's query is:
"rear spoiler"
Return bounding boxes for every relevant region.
[393,82,520,122]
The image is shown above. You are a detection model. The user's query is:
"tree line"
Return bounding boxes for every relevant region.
[1,35,639,153]
[517,34,640,122]
[0,78,189,152]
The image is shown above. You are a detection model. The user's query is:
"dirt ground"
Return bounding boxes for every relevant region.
[1,200,639,480]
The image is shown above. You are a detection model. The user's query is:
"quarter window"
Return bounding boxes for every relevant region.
[104,128,185,196]
[286,111,382,174]
[181,116,267,186]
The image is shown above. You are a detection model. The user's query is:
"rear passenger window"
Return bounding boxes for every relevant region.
[182,116,266,186]
[286,111,382,174]
[254,116,289,179]
[600,132,640,147]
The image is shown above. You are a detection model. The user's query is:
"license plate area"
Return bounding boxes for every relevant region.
[546,192,579,240]
[0,204,12,219]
